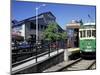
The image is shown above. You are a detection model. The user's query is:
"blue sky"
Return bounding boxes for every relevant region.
[12,0,96,29]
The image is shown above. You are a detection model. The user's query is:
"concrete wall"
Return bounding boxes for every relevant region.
[13,51,64,74]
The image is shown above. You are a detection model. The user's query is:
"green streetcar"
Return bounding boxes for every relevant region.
[79,23,96,58]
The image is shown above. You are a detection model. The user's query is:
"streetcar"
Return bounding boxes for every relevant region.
[79,22,96,58]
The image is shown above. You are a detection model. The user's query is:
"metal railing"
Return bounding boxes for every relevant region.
[12,40,67,66]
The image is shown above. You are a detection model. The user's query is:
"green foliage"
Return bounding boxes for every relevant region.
[60,32,67,40]
[43,22,67,41]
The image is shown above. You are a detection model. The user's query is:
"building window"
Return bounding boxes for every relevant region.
[40,25,44,30]
[82,30,86,37]
[44,26,46,29]
[92,30,96,37]
[87,30,91,37]
[30,22,36,29]
[67,28,74,37]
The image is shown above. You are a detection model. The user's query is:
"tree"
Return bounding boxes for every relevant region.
[43,22,58,41]
[60,32,67,40]
[43,22,67,41]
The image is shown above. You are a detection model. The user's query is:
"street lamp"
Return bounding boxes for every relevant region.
[35,4,46,44]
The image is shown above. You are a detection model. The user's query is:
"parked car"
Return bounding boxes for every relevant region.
[18,41,30,49]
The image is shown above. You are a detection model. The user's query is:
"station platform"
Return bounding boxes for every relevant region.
[43,58,81,72]
[12,49,64,74]
[67,48,80,54]
[12,48,80,74]
[43,48,80,72]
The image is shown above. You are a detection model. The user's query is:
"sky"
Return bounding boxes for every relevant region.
[12,0,96,29]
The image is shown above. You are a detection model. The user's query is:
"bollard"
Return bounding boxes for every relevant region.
[64,49,69,61]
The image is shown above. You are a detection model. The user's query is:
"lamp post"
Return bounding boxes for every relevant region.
[35,4,46,44]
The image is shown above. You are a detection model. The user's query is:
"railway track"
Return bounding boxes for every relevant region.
[89,63,96,70]
[62,59,96,71]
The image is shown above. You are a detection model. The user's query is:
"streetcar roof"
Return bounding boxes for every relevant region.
[83,22,95,25]
[80,22,96,29]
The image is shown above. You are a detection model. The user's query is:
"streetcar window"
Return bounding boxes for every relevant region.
[80,31,82,38]
[83,30,86,37]
[87,30,91,37]
[92,30,96,37]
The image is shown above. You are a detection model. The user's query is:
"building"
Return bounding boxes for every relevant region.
[66,20,80,48]
[12,11,64,42]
